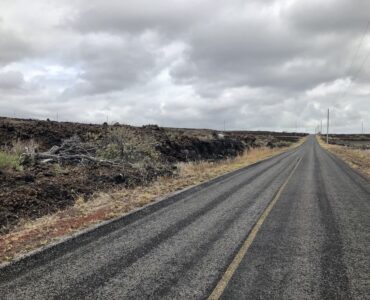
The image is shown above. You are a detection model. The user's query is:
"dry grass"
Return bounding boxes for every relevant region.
[0,151,21,171]
[11,139,38,156]
[0,138,305,263]
[317,136,370,179]
[0,139,38,171]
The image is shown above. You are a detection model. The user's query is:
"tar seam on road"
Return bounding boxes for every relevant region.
[208,156,303,300]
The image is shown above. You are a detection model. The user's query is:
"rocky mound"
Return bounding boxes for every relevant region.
[0,117,303,233]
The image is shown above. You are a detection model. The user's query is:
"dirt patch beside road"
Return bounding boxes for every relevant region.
[0,117,306,234]
[318,135,370,179]
[0,140,305,263]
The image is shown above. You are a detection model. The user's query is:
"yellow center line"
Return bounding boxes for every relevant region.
[208,156,303,300]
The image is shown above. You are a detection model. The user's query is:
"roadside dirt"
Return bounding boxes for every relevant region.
[0,141,306,263]
[0,117,305,234]
[318,135,370,179]
[326,134,370,149]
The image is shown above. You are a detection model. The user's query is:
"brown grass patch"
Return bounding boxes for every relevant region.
[317,136,370,179]
[0,139,305,263]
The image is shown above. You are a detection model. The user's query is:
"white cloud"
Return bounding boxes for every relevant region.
[306,78,352,97]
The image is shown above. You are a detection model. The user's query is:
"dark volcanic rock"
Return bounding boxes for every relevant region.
[156,135,252,162]
[23,174,35,182]
[113,173,126,184]
[0,116,305,233]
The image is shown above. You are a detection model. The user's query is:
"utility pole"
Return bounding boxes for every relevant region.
[320,120,323,134]
[326,109,330,144]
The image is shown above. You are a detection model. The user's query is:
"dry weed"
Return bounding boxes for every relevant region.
[317,136,370,179]
[0,138,305,263]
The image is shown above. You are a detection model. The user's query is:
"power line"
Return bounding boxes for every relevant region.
[352,50,370,83]
[340,49,370,103]
[319,21,369,136]
[337,20,370,121]
[346,21,370,75]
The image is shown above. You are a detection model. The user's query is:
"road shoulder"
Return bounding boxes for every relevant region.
[316,135,370,180]
[1,140,305,266]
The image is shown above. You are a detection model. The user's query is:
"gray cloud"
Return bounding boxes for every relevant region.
[70,0,204,36]
[0,71,25,90]
[285,0,370,33]
[0,22,32,66]
[62,33,160,96]
[0,0,369,133]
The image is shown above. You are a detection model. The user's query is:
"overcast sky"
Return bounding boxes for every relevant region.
[0,0,369,133]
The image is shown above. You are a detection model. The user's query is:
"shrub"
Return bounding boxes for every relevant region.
[11,139,38,156]
[99,143,121,160]
[0,151,22,171]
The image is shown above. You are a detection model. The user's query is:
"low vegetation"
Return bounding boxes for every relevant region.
[318,135,370,179]
[0,139,39,172]
[1,117,307,234]
[0,151,21,171]
[0,139,305,263]
[326,134,370,149]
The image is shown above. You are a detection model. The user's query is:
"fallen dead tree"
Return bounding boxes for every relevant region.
[20,135,122,167]
[21,152,122,166]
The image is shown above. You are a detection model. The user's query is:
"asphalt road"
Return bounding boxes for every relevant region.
[0,136,369,299]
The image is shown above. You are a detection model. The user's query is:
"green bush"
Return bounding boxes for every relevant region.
[99,144,121,160]
[0,151,22,171]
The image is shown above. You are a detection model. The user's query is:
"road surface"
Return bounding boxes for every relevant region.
[0,136,369,299]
